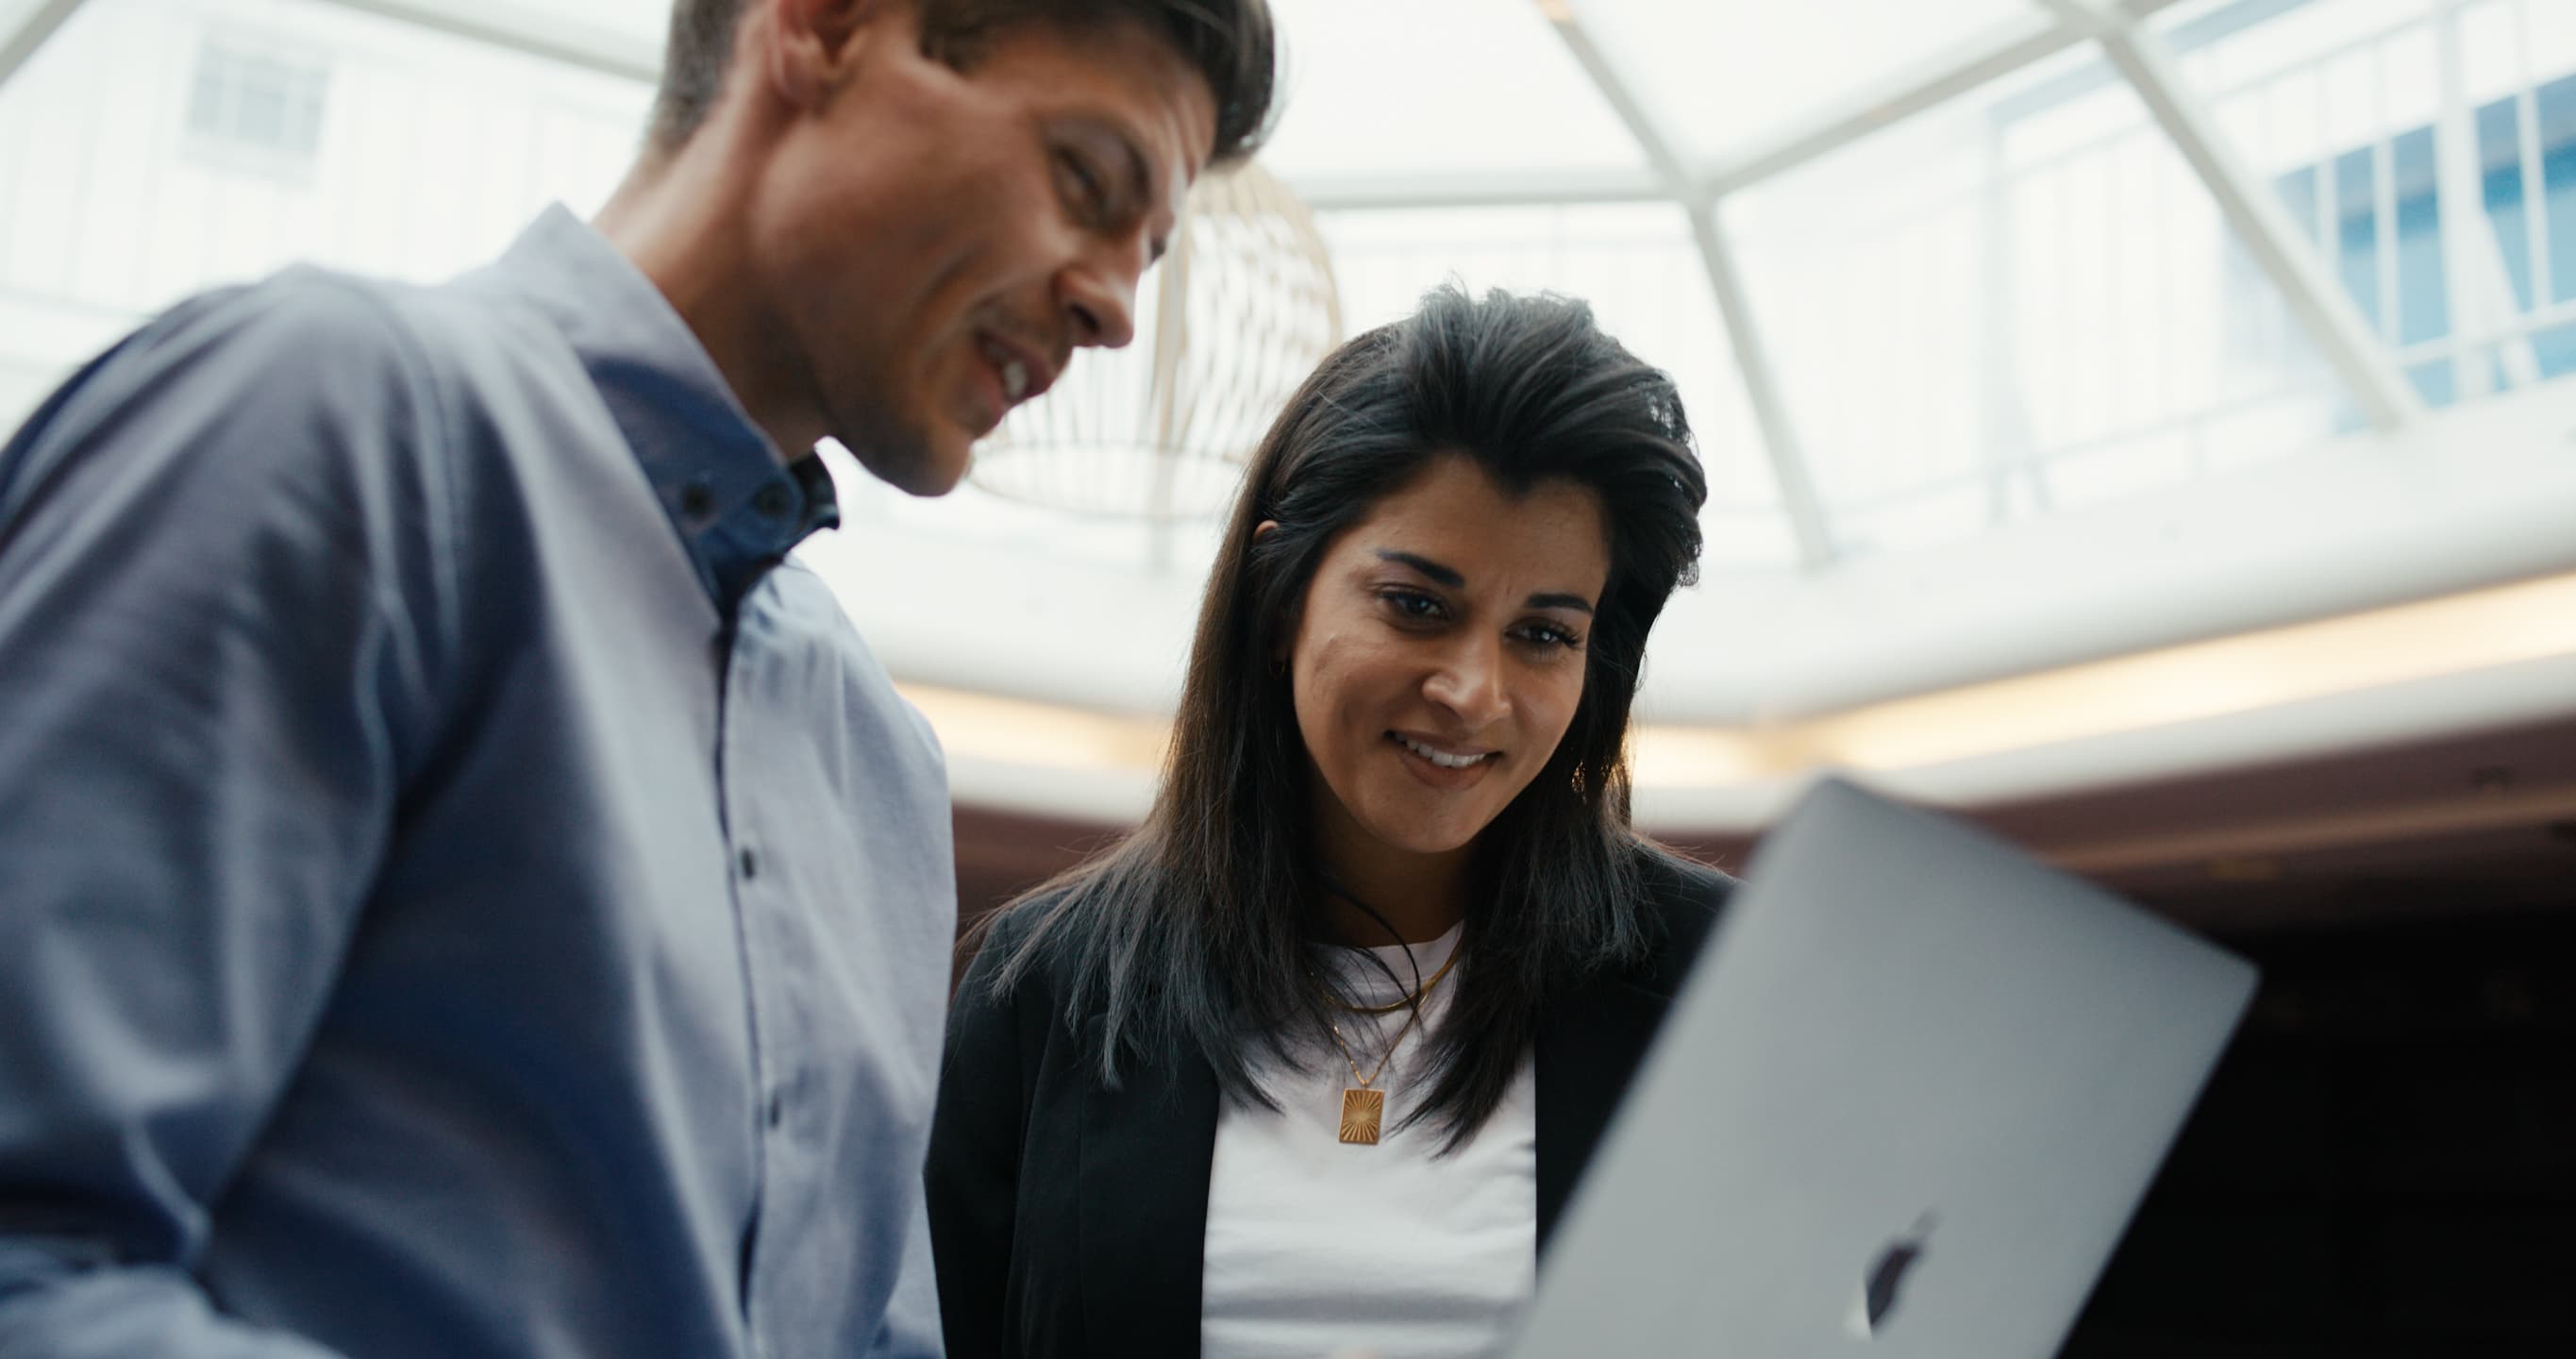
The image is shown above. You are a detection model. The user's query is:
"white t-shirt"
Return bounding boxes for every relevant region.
[1200,924,1538,1359]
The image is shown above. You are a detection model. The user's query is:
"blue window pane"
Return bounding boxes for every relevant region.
[2534,321,2576,380]
[2335,147,2381,333]
[2392,127,2448,346]
[2537,75,2576,306]
[2277,164,2320,247]
[2406,359,2455,406]
[2477,96,2535,313]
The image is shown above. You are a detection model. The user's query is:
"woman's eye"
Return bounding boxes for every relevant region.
[1381,590,1445,620]
[1517,623,1583,650]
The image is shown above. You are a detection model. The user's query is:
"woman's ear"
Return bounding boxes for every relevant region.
[1251,520,1290,671]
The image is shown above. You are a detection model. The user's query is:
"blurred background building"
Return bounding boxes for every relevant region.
[3,0,2570,1349]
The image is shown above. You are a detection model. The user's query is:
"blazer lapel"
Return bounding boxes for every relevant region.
[1533,976,1675,1252]
[1078,1018,1221,1355]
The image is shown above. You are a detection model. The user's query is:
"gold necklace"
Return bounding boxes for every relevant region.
[1317,945,1463,1016]
[1316,953,1456,1145]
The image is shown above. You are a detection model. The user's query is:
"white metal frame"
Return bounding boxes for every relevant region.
[1538,1,1837,567]
[0,0,89,90]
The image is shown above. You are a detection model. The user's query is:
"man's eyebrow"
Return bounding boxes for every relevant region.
[1375,549,1462,588]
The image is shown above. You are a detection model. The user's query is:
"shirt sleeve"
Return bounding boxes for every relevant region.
[922,919,1035,1359]
[0,277,456,1356]
[866,1195,947,1359]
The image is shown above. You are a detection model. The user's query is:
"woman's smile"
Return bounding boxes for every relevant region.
[1388,730,1501,785]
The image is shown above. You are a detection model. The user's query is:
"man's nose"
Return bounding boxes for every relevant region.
[1060,253,1141,350]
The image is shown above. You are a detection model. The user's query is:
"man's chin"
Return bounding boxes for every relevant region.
[845,425,971,498]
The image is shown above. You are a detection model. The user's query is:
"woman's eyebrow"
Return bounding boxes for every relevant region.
[1375,550,1597,613]
[1373,549,1462,587]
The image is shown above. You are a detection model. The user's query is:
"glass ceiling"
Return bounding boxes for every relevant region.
[9,0,2576,584]
[1575,0,2047,168]
[1259,0,1646,181]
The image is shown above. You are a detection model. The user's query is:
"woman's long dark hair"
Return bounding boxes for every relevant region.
[979,285,1708,1145]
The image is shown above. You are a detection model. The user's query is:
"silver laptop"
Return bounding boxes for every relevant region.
[1509,777,2257,1357]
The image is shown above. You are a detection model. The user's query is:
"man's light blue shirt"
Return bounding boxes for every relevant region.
[0,208,953,1358]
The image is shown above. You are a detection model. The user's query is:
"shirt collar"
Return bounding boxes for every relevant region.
[478,205,840,609]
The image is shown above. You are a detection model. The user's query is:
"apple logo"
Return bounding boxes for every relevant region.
[1845,1213,1936,1340]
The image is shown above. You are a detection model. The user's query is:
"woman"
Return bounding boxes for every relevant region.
[926,285,1731,1359]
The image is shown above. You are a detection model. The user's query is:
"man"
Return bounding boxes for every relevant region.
[0,0,1273,1355]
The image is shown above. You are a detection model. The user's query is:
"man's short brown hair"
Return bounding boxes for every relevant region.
[649,0,1278,165]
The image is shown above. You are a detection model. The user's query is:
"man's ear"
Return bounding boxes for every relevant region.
[762,0,899,111]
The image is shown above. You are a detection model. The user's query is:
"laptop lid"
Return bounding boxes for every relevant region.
[1508,778,2257,1357]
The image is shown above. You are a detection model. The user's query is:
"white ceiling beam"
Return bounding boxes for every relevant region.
[1533,0,1689,191]
[1295,166,1666,212]
[1687,202,1836,565]
[2038,0,2422,431]
[1537,0,1836,567]
[303,0,660,86]
[0,0,89,93]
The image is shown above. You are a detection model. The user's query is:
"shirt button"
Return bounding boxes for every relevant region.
[765,1091,785,1128]
[738,847,759,880]
[679,478,716,519]
[752,482,794,518]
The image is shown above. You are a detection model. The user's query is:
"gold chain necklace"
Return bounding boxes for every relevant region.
[1317,945,1462,1016]
[1316,948,1458,1145]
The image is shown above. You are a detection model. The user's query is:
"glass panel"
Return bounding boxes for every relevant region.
[2164,0,2576,405]
[1570,0,2042,169]
[1,0,647,304]
[1729,40,2346,559]
[0,0,651,430]
[1259,0,1647,181]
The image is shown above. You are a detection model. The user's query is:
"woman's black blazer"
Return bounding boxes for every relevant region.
[923,852,1734,1359]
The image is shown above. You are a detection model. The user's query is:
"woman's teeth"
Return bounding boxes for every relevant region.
[1396,734,1489,769]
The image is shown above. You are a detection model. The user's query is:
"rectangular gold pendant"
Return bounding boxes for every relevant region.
[1339,1088,1384,1145]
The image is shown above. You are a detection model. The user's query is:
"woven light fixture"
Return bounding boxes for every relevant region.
[969,161,1342,520]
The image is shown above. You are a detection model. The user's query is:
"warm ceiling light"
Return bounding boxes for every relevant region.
[1774,568,2576,777]
[897,686,1167,773]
